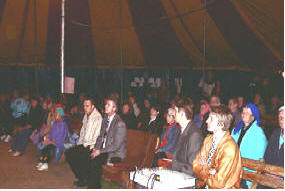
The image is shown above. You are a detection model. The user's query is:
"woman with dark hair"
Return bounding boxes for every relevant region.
[120,102,137,130]
[140,104,163,136]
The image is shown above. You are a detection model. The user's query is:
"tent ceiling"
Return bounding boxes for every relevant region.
[0,0,283,71]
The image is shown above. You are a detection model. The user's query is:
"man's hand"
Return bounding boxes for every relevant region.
[91,149,100,159]
[198,156,207,165]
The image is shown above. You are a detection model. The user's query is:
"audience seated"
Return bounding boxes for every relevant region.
[193,105,242,189]
[128,96,140,118]
[167,102,203,176]
[7,92,31,142]
[231,103,268,188]
[253,93,266,115]
[9,96,44,156]
[36,106,69,171]
[193,101,210,128]
[120,102,138,130]
[0,71,282,189]
[65,97,102,187]
[257,106,284,188]
[30,103,56,149]
[200,95,221,137]
[152,108,180,167]
[237,95,246,112]
[228,97,242,130]
[266,95,281,115]
[88,98,127,189]
[0,93,13,141]
[139,104,163,136]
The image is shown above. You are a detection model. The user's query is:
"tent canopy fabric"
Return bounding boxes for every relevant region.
[0,0,283,71]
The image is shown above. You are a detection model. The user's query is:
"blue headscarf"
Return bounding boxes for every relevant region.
[233,103,261,134]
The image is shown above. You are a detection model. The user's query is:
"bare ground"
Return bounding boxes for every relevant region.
[0,140,121,189]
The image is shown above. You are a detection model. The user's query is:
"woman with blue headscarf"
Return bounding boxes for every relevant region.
[231,103,267,188]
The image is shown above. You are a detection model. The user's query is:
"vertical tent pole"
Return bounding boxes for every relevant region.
[119,0,123,104]
[34,0,39,95]
[203,0,207,76]
[60,0,65,94]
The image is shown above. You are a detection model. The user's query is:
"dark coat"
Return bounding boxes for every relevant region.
[121,113,138,130]
[141,115,163,136]
[264,128,284,167]
[168,121,204,176]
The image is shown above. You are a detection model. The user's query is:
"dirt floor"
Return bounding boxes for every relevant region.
[0,140,122,189]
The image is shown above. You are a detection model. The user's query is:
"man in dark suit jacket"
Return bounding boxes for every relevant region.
[87,98,127,189]
[168,103,203,176]
[140,104,163,136]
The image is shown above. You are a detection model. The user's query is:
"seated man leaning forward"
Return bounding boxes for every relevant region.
[193,105,242,189]
[88,98,127,189]
[167,103,203,176]
[65,97,102,187]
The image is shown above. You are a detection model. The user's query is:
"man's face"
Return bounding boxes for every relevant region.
[279,110,284,129]
[206,113,221,132]
[150,108,159,117]
[144,100,150,108]
[31,99,38,108]
[42,102,48,111]
[105,100,116,115]
[210,97,220,107]
[228,99,238,113]
[237,97,244,108]
[241,107,254,125]
[122,104,130,115]
[23,94,29,101]
[79,94,85,102]
[83,100,94,115]
[129,97,135,105]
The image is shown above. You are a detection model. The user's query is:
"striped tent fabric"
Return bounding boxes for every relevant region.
[0,0,283,71]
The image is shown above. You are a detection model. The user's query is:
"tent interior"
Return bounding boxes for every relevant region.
[0,0,283,98]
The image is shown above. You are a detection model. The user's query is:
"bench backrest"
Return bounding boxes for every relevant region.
[242,158,284,189]
[123,129,159,168]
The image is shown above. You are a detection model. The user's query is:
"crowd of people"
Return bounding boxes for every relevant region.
[0,72,283,188]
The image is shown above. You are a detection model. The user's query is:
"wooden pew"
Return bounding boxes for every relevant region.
[242,158,284,189]
[102,129,160,187]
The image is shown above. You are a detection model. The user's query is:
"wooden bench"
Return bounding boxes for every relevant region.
[242,158,284,189]
[102,129,160,187]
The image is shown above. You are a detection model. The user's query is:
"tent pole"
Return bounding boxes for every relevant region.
[203,0,207,76]
[119,0,123,105]
[34,0,39,95]
[60,0,65,94]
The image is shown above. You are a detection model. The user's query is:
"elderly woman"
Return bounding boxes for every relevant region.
[36,106,68,171]
[152,108,180,167]
[231,103,267,188]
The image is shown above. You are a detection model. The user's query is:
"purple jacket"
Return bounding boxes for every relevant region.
[49,120,68,152]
